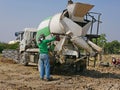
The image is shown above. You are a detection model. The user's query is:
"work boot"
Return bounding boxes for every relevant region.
[46,77,53,81]
[40,78,44,81]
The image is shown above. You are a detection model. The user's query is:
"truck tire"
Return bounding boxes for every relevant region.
[20,52,29,66]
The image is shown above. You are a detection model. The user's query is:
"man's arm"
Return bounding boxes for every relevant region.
[45,36,56,43]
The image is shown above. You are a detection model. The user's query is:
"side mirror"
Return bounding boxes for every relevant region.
[15,32,20,37]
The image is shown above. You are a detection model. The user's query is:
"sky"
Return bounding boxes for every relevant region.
[0,0,120,43]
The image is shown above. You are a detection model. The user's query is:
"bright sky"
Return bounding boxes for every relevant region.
[0,0,120,43]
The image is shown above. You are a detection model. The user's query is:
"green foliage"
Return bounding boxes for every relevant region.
[92,33,120,54]
[104,40,120,54]
[0,42,7,53]
[7,42,19,50]
[97,34,107,47]
[92,33,107,48]
[0,42,19,53]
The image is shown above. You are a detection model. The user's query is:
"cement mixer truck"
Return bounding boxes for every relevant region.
[7,0,102,72]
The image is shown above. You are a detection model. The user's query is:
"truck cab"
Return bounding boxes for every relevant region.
[15,28,39,65]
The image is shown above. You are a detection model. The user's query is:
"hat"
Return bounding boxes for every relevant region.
[38,34,45,42]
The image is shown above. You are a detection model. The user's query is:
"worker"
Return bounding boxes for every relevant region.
[37,34,56,81]
[112,56,116,65]
[112,56,120,66]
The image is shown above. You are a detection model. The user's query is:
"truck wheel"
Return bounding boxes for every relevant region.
[20,52,28,66]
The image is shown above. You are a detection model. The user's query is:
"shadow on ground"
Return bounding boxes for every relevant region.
[52,66,120,79]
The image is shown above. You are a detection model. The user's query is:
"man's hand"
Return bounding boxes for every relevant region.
[55,35,60,41]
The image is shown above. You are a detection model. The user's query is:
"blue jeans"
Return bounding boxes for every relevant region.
[38,54,50,79]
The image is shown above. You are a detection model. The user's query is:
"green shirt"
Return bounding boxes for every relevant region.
[38,37,55,54]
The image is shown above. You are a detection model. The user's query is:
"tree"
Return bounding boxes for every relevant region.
[105,40,120,54]
[97,34,107,48]
[92,33,107,53]
[0,42,19,53]
[0,42,7,53]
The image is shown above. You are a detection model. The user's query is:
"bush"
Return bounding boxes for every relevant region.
[0,42,19,53]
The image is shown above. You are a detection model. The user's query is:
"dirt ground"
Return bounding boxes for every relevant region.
[0,55,120,90]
